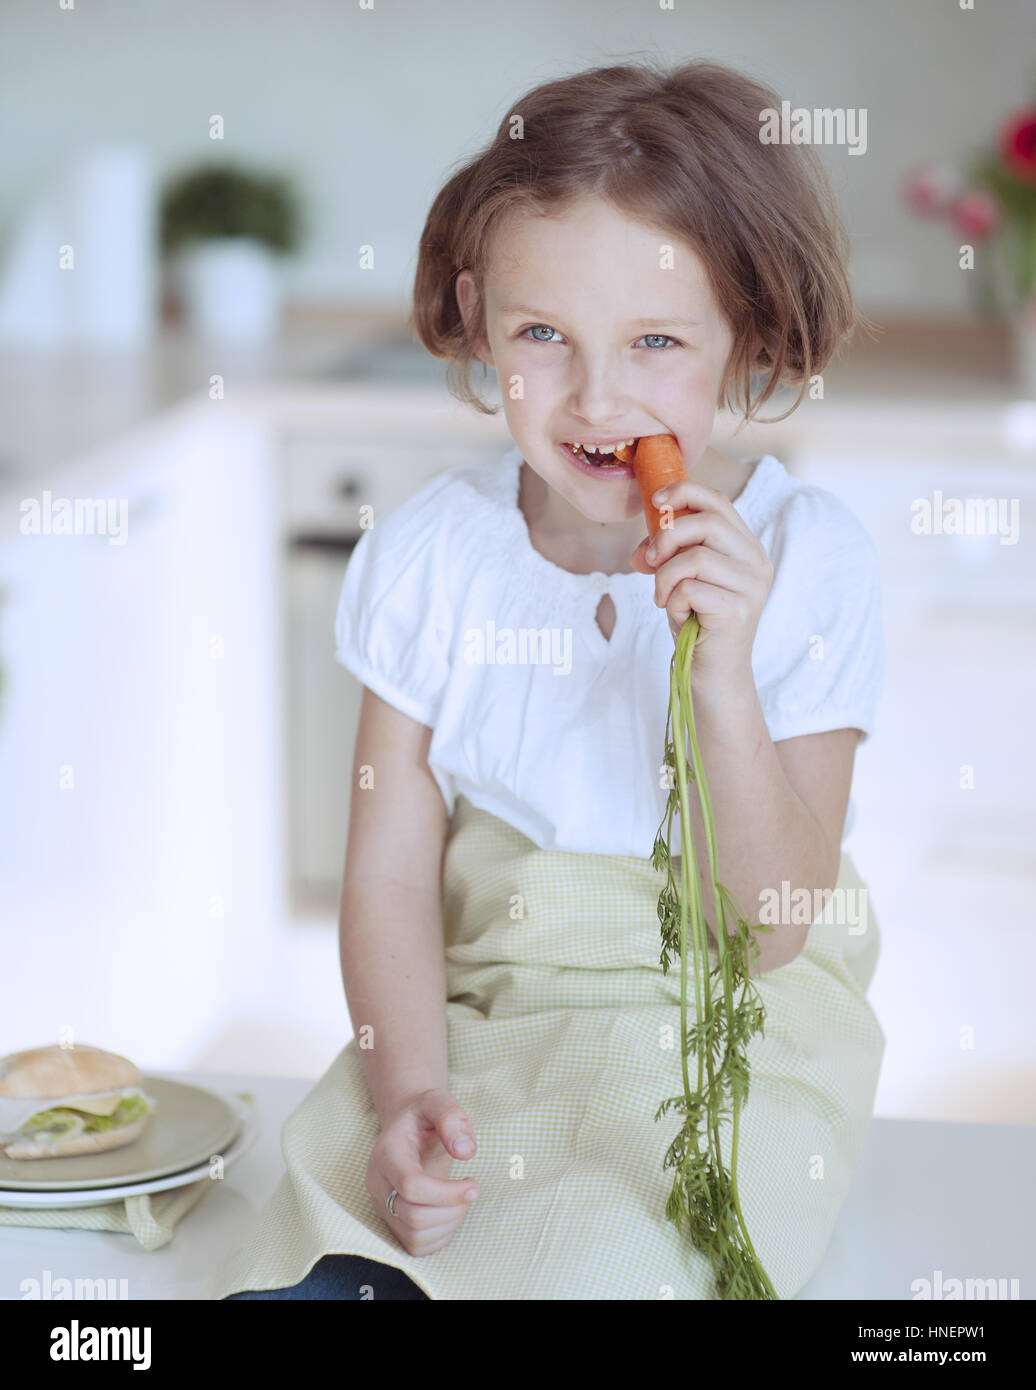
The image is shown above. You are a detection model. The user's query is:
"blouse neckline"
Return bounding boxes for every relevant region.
[492,445,775,601]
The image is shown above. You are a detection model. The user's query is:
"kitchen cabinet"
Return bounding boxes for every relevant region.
[0,403,283,1059]
[277,430,506,908]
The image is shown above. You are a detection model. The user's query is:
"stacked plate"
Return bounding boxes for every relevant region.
[0,1077,258,1209]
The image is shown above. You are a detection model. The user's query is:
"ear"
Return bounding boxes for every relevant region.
[455,270,492,366]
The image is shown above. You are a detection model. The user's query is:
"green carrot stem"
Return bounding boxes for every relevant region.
[654,615,778,1299]
[669,638,709,1111]
[675,631,732,1253]
[672,633,727,1194]
[677,620,778,1299]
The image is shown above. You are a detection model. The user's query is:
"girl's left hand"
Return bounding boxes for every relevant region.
[630,479,774,679]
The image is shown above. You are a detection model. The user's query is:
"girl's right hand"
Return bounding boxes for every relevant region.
[365,1088,480,1257]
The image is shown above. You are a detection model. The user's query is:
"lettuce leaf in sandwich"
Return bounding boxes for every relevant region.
[17,1091,153,1138]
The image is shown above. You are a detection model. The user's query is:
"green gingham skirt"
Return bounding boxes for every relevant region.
[205,793,884,1300]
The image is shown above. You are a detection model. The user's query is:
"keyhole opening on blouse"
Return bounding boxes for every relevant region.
[595,593,616,643]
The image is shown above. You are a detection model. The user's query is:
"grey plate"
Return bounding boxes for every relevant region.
[0,1077,241,1191]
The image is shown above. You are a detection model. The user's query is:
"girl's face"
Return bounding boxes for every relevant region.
[456,196,737,527]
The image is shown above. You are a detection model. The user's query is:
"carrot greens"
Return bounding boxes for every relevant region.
[650,613,778,1300]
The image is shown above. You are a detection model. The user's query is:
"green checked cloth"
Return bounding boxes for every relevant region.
[0,1093,257,1252]
[206,794,884,1300]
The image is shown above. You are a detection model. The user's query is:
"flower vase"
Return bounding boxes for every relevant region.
[1010,294,1036,399]
[173,236,282,344]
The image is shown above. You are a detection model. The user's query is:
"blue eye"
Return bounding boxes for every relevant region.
[519,325,682,349]
[636,334,679,350]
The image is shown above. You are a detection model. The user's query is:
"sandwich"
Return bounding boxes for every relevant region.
[0,1043,157,1160]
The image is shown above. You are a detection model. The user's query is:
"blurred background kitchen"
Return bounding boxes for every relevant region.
[0,0,1033,1123]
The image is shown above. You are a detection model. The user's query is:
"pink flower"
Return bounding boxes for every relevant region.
[999,109,1036,184]
[950,190,999,239]
[902,164,961,217]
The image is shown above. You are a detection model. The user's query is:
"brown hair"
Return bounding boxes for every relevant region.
[411,58,865,423]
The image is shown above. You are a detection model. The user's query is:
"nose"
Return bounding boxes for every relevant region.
[566,348,630,430]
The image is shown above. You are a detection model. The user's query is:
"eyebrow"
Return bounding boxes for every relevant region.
[498,305,701,328]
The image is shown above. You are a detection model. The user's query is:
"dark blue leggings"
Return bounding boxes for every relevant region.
[222,1252,429,1300]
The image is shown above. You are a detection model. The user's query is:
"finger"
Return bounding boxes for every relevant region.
[380,1149,480,1209]
[402,1220,470,1257]
[645,512,745,566]
[629,534,664,574]
[664,576,751,624]
[415,1093,478,1161]
[652,480,756,542]
[653,549,749,608]
[383,1185,473,1234]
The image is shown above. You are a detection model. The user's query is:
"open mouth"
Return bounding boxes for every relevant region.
[560,439,639,467]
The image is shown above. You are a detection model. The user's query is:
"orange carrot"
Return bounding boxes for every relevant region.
[632,434,689,538]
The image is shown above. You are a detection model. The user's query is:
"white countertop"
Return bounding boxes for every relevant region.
[1,1068,1032,1300]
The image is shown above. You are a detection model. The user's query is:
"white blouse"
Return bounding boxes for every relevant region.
[334,445,884,857]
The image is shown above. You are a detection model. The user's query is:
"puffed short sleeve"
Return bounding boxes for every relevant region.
[333,477,454,728]
[756,488,885,745]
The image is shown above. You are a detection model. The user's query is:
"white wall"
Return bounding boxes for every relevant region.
[0,0,1029,315]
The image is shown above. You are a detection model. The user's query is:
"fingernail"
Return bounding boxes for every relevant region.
[455,1137,474,1155]
[646,545,657,562]
[464,1188,479,1202]
[652,488,667,503]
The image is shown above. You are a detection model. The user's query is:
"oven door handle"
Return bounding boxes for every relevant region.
[287,532,361,557]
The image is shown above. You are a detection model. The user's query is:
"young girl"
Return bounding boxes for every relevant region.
[213,58,885,1302]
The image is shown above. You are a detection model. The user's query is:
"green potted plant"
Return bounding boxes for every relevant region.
[159,163,303,344]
